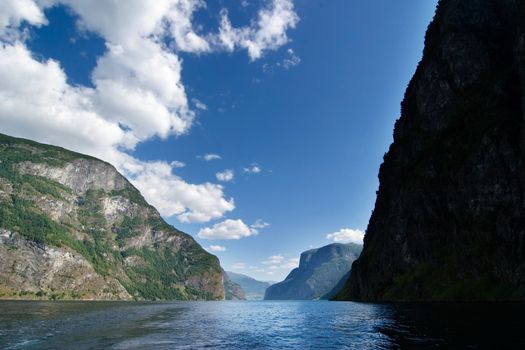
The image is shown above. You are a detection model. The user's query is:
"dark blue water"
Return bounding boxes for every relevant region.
[0,300,523,349]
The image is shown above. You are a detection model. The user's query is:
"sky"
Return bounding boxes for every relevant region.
[0,0,438,281]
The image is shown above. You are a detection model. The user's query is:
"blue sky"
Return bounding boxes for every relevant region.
[0,0,437,281]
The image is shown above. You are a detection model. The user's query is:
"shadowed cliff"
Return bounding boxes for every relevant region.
[338,0,525,301]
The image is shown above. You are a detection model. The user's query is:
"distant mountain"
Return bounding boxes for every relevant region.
[226,271,271,300]
[223,270,246,300]
[321,270,351,300]
[264,243,362,300]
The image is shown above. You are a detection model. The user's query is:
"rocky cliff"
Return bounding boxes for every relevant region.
[264,243,362,300]
[339,0,525,301]
[0,133,224,300]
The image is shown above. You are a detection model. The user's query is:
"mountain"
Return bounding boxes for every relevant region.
[264,243,362,300]
[226,271,271,300]
[223,269,246,300]
[0,133,224,300]
[337,0,525,301]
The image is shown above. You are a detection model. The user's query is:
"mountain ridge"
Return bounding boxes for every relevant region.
[226,271,271,300]
[0,133,225,300]
[264,242,362,300]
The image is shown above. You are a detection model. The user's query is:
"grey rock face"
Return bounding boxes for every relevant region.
[0,133,224,300]
[17,159,129,195]
[0,229,130,300]
[342,0,525,301]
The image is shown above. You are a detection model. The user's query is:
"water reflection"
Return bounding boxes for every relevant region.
[0,300,523,349]
[377,302,525,348]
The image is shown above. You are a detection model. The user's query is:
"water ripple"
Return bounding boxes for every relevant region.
[0,300,524,349]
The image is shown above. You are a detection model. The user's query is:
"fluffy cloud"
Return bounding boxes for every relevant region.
[130,161,234,223]
[281,48,300,69]
[243,163,261,173]
[170,160,186,168]
[216,169,234,182]
[0,0,47,41]
[251,219,269,229]
[198,219,255,240]
[215,0,299,60]
[0,43,234,223]
[202,153,222,161]
[192,98,207,110]
[326,228,365,244]
[0,0,298,224]
[198,218,268,240]
[207,245,226,252]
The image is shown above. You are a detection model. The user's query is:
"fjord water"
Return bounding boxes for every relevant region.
[0,301,523,349]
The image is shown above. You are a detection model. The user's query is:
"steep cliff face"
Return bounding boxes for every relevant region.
[341,0,525,301]
[0,133,224,300]
[264,243,362,300]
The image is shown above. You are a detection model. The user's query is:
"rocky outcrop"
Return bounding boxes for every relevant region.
[0,133,224,300]
[264,243,362,300]
[0,229,129,300]
[339,0,525,301]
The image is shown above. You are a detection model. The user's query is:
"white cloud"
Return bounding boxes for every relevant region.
[198,219,256,240]
[0,44,233,224]
[192,98,207,110]
[281,48,300,69]
[163,0,211,53]
[130,161,234,223]
[326,228,365,244]
[198,218,269,240]
[216,169,234,182]
[202,153,222,161]
[215,0,299,60]
[0,0,298,224]
[207,245,226,252]
[0,0,47,41]
[170,160,186,168]
[262,255,299,270]
[251,219,269,229]
[231,262,246,269]
[243,163,261,173]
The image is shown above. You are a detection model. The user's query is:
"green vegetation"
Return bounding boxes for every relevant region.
[110,188,148,206]
[382,263,520,301]
[0,286,84,300]
[77,189,107,229]
[0,196,74,247]
[0,133,222,300]
[121,246,216,300]
[0,132,96,165]
[115,216,143,247]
